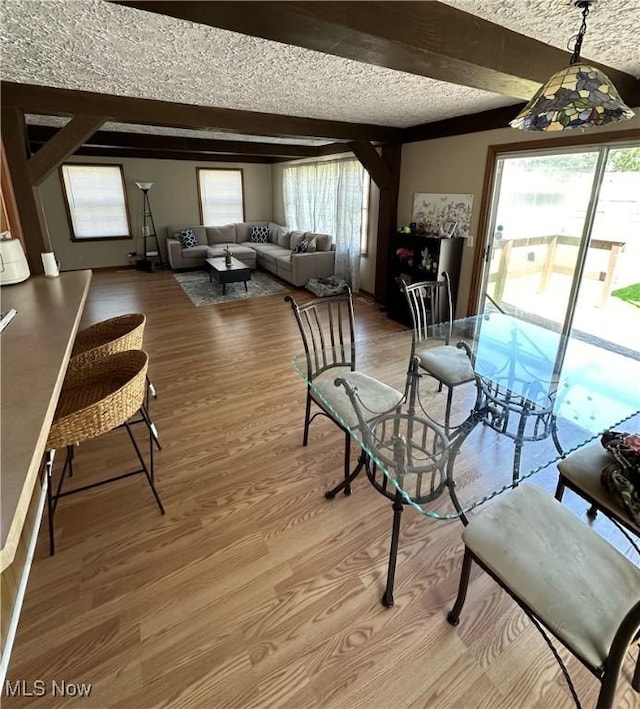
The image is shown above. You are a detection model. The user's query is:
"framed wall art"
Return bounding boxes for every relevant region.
[412,193,474,238]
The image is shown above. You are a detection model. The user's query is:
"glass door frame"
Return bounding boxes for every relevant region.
[466,128,640,318]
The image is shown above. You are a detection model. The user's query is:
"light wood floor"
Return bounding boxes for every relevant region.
[4,269,638,708]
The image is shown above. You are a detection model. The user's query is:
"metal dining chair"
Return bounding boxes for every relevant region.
[447,483,640,709]
[285,287,405,498]
[400,273,475,435]
[555,439,639,555]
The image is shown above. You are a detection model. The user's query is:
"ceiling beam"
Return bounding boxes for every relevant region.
[348,141,391,190]
[28,146,277,164]
[402,104,527,143]
[113,0,640,106]
[1,107,51,272]
[28,115,106,186]
[3,82,401,143]
[27,125,324,158]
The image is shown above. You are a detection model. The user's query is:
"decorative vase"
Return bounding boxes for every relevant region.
[224,251,232,267]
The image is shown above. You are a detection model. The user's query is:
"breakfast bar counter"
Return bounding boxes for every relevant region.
[0,270,92,677]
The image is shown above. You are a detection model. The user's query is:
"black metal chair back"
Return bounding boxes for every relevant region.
[400,273,453,351]
[285,287,356,383]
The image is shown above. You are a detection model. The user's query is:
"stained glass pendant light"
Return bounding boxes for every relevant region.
[510,0,634,131]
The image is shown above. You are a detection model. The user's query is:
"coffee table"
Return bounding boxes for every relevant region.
[205,256,251,295]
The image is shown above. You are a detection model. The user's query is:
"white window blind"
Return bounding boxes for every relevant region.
[198,169,244,225]
[61,164,130,239]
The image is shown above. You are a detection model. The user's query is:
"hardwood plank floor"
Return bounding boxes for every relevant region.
[3,269,638,708]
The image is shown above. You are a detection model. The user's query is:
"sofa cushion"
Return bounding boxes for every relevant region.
[268,222,285,244]
[289,231,306,251]
[178,228,199,249]
[249,224,269,243]
[207,224,237,244]
[291,237,312,256]
[276,227,291,248]
[240,241,281,254]
[180,245,210,262]
[305,233,331,252]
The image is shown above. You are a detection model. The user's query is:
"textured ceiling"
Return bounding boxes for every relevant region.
[443,0,640,76]
[2,0,639,142]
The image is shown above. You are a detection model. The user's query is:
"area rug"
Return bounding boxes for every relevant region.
[173,269,290,307]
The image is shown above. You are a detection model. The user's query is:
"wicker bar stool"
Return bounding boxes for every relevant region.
[70,313,160,450]
[45,350,164,554]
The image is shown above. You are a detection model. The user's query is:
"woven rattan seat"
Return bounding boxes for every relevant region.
[45,350,164,554]
[70,313,145,368]
[69,313,160,450]
[48,350,148,449]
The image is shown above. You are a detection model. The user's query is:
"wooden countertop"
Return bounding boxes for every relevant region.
[0,270,92,570]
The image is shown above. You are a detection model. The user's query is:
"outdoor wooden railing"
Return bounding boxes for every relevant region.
[489,235,626,308]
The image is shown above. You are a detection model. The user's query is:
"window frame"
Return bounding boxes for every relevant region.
[361,173,371,256]
[196,167,246,225]
[59,163,132,242]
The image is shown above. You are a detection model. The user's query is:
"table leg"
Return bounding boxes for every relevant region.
[223,283,226,295]
[382,490,404,608]
[244,280,248,292]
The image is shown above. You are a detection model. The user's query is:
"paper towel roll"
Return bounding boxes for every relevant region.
[41,252,59,278]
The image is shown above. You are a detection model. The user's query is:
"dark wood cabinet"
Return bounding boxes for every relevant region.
[386,233,464,327]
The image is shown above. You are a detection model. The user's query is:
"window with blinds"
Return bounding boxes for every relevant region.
[197,168,245,225]
[60,164,131,240]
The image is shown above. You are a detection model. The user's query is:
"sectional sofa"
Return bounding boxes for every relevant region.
[166,222,336,287]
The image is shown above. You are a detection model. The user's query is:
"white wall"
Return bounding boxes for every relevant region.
[38,156,273,270]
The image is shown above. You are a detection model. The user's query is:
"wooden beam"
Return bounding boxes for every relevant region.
[374,143,401,304]
[27,125,323,158]
[1,137,24,244]
[113,1,640,106]
[0,107,51,274]
[3,82,401,143]
[28,115,105,186]
[348,141,392,190]
[38,147,277,164]
[402,104,527,143]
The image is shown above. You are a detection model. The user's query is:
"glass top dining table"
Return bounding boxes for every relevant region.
[292,310,640,521]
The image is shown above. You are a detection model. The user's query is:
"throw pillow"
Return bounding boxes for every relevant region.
[290,237,311,260]
[178,228,199,249]
[249,224,269,243]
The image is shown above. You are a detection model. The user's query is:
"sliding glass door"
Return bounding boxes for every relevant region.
[479,143,640,353]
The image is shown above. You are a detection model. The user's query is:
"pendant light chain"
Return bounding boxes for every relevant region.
[569,2,590,65]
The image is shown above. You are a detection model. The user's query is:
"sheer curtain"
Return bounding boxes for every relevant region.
[283,158,364,291]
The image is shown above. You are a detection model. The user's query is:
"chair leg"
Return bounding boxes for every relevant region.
[554,475,566,502]
[444,386,454,436]
[342,431,352,495]
[303,391,312,446]
[123,421,165,515]
[447,547,473,626]
[140,403,162,452]
[325,450,367,499]
[45,450,55,556]
[597,661,627,709]
[146,374,157,403]
[382,490,404,608]
[633,647,640,692]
